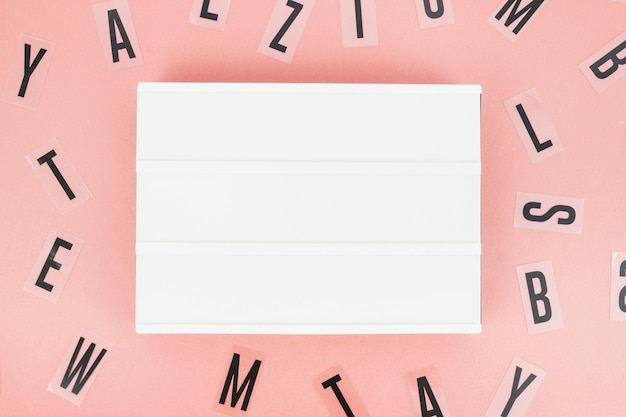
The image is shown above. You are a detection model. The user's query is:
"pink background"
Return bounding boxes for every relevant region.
[1,0,626,416]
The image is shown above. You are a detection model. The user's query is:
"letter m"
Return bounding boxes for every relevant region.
[60,337,108,395]
[219,352,262,411]
[494,0,545,35]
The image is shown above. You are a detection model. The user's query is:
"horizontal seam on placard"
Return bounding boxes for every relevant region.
[136,161,481,175]
[135,242,481,256]
[138,82,482,95]
[135,323,482,335]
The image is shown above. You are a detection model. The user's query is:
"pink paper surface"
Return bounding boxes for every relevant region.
[92,0,144,70]
[415,0,455,29]
[339,0,378,47]
[25,138,92,214]
[484,357,546,417]
[504,88,563,164]
[516,260,564,334]
[48,330,113,406]
[24,231,84,304]
[1,34,55,109]
[258,0,314,63]
[189,0,232,31]
[316,366,370,417]
[2,1,626,416]
[579,30,626,93]
[514,192,584,234]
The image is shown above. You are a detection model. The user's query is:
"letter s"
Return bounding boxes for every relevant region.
[522,202,576,225]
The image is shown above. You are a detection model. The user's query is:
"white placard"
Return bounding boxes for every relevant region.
[136,82,482,334]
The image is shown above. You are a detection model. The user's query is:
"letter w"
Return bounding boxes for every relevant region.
[219,353,262,411]
[494,0,545,35]
[60,337,108,395]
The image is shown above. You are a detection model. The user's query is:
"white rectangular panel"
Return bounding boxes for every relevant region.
[136,172,479,243]
[136,83,480,162]
[136,82,482,334]
[136,253,481,334]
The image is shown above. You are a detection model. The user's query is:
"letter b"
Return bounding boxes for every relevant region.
[590,39,626,80]
[525,271,552,324]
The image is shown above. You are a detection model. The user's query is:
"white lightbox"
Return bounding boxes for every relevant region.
[136,82,481,334]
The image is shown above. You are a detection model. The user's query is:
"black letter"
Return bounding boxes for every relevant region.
[515,103,552,152]
[423,0,444,19]
[589,39,626,80]
[219,353,262,411]
[501,366,536,417]
[618,260,626,312]
[525,271,552,324]
[269,0,303,53]
[107,9,136,63]
[200,0,218,21]
[417,376,443,417]
[37,150,76,200]
[60,337,108,395]
[354,0,364,38]
[321,374,355,417]
[35,237,73,292]
[494,0,545,35]
[618,287,626,316]
[19,44,47,97]
[522,202,576,225]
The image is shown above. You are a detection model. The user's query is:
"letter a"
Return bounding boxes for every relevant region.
[108,9,136,62]
[417,376,444,417]
[93,0,143,69]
